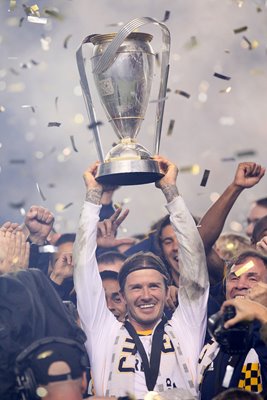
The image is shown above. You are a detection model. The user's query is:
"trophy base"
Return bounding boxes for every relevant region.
[96,159,164,186]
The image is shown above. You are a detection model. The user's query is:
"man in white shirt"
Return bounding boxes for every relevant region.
[73,156,209,400]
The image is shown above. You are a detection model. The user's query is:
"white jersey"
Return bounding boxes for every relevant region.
[73,196,209,399]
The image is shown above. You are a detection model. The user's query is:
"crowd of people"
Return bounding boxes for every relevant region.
[0,156,267,400]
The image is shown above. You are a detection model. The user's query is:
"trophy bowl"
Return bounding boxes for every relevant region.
[90,32,164,185]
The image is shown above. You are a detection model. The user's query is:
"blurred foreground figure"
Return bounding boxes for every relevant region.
[15,337,88,400]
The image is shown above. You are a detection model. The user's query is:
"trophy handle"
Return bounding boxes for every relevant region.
[76,36,104,163]
[92,17,171,156]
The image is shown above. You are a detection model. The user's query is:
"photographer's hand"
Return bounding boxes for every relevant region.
[221,298,267,328]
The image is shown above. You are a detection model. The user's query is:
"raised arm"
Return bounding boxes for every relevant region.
[155,156,209,305]
[198,162,265,251]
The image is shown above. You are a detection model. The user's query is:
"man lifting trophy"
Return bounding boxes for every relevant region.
[76,17,170,185]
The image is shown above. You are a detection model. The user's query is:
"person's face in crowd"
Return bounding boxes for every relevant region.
[102,278,126,322]
[98,260,123,273]
[160,224,179,273]
[246,203,267,238]
[122,269,169,331]
[226,257,267,300]
[53,241,74,266]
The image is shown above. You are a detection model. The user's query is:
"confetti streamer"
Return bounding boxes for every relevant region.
[234,260,254,276]
[242,35,253,50]
[70,136,78,152]
[162,10,170,22]
[235,149,257,157]
[36,183,47,201]
[233,26,247,34]
[9,159,26,164]
[63,34,72,49]
[63,202,73,210]
[200,169,210,187]
[44,8,64,20]
[27,16,48,24]
[167,119,175,136]
[48,122,61,127]
[21,105,36,113]
[55,96,59,111]
[213,72,231,80]
[88,121,103,130]
[221,157,236,162]
[39,245,58,253]
[174,90,191,99]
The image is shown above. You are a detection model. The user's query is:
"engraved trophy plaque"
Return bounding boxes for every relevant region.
[76,17,170,185]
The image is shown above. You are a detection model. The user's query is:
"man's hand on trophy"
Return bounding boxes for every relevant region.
[154,155,179,203]
[83,162,104,205]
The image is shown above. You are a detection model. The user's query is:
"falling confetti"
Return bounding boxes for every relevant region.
[9,159,26,164]
[48,122,61,127]
[70,136,78,152]
[27,16,48,24]
[88,121,103,130]
[36,183,47,201]
[162,10,170,22]
[235,149,257,157]
[0,106,5,112]
[167,119,175,136]
[63,202,73,210]
[184,36,198,50]
[219,86,232,94]
[174,90,191,99]
[55,96,59,111]
[44,8,64,20]
[63,34,72,49]
[200,169,210,187]
[213,72,231,80]
[221,157,236,162]
[233,26,247,34]
[21,105,36,113]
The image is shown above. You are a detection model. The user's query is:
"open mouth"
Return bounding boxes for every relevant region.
[139,304,155,309]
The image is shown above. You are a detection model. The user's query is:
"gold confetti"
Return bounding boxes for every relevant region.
[9,0,16,11]
[184,36,198,50]
[219,86,232,94]
[234,260,254,277]
[44,8,64,20]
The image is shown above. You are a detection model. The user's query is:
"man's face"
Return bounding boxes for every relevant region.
[160,224,179,273]
[102,278,126,322]
[52,241,74,267]
[246,203,267,237]
[122,269,169,331]
[226,257,267,300]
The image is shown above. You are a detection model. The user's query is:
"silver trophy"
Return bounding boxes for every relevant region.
[76,17,170,185]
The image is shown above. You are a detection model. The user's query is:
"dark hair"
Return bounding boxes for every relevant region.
[255,197,267,208]
[213,388,263,400]
[251,215,267,245]
[118,251,170,292]
[100,270,119,281]
[55,233,76,247]
[226,249,267,276]
[97,251,126,266]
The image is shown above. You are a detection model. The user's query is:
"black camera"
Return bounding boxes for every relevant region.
[208,305,253,354]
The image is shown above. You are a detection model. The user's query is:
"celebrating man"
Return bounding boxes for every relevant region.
[73,156,209,399]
